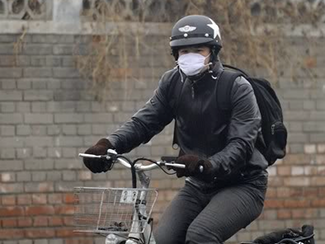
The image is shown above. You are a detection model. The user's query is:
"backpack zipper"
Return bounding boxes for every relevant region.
[271,124,275,135]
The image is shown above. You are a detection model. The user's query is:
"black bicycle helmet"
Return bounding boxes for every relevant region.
[170,15,222,60]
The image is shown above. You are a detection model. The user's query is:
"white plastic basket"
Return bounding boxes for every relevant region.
[74,187,158,234]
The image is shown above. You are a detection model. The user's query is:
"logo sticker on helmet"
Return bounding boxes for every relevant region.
[207,18,221,40]
[179,25,197,33]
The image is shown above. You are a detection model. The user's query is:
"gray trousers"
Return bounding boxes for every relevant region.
[154,174,267,244]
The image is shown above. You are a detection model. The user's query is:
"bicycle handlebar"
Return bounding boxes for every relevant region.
[79,149,186,171]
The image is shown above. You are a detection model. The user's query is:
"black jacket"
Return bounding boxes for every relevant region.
[109,62,268,184]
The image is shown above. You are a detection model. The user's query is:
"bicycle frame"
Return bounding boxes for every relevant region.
[76,150,184,244]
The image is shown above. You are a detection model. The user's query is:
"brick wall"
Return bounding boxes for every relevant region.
[0,33,324,244]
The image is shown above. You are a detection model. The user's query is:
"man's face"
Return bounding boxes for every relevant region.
[178,46,211,64]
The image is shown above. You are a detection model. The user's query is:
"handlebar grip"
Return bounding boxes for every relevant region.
[161,156,177,163]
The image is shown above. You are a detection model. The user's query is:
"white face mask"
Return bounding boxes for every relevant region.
[177,53,210,76]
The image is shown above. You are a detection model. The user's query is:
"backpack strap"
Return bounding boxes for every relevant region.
[216,69,242,113]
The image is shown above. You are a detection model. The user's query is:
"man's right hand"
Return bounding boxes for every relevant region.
[83,138,114,173]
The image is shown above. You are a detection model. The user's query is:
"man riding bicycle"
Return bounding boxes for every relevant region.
[83,15,268,244]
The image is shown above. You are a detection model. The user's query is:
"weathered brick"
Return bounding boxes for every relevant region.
[303,122,325,132]
[310,111,325,121]
[74,35,92,44]
[1,172,15,182]
[30,56,47,66]
[283,177,310,186]
[305,144,317,154]
[16,102,31,112]
[0,55,15,66]
[90,101,106,112]
[310,133,325,143]
[46,56,61,67]
[1,148,15,159]
[31,171,47,181]
[1,102,15,112]
[17,79,32,90]
[23,136,53,147]
[31,102,47,112]
[0,35,16,43]
[24,67,53,78]
[48,194,62,206]
[0,183,23,193]
[47,101,76,112]
[24,113,53,124]
[287,133,309,143]
[47,79,61,90]
[24,90,53,101]
[31,125,47,136]
[24,182,54,193]
[32,34,74,44]
[61,124,77,135]
[54,114,83,123]
[61,79,85,90]
[16,148,32,159]
[53,136,83,147]
[24,159,54,170]
[61,56,75,67]
[76,101,91,112]
[77,124,91,135]
[32,79,47,89]
[0,91,22,101]
[22,44,52,55]
[316,100,325,110]
[62,171,77,181]
[0,44,15,54]
[0,137,24,147]
[53,67,80,78]
[34,239,48,244]
[53,45,75,55]
[78,170,92,180]
[284,111,310,121]
[288,143,304,153]
[1,79,16,89]
[54,91,81,101]
[84,113,113,123]
[47,147,62,158]
[16,125,31,136]
[15,55,31,66]
[33,147,47,158]
[55,181,83,192]
[318,144,325,153]
[62,147,77,158]
[91,124,109,135]
[0,125,15,136]
[16,172,32,182]
[47,125,61,135]
[54,159,83,170]
[47,171,62,181]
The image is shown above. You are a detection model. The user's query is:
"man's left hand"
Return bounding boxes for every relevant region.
[175,154,213,178]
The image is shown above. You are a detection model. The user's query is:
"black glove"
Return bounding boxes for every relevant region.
[83,138,114,173]
[175,154,213,178]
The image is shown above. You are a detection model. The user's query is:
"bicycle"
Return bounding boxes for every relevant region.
[74,149,187,244]
[74,150,315,244]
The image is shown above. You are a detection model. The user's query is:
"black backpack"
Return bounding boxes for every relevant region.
[170,65,287,166]
[217,64,287,165]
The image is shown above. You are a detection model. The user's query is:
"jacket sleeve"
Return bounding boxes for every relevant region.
[209,76,262,178]
[108,71,175,153]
